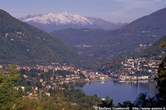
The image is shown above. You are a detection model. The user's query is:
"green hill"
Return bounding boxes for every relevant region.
[0,9,78,64]
[137,35,166,58]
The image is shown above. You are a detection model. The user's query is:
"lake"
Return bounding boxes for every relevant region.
[79,80,157,104]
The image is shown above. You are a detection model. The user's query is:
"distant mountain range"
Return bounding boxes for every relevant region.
[1,7,166,67]
[21,12,125,32]
[0,9,78,64]
[51,8,166,63]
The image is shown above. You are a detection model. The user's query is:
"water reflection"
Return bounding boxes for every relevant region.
[78,80,157,104]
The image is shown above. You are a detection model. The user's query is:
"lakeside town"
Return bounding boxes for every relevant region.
[119,57,161,82]
[100,56,162,82]
[0,56,162,97]
[0,63,109,97]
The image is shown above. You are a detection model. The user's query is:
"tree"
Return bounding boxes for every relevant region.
[0,65,101,110]
[0,65,22,110]
[157,57,166,105]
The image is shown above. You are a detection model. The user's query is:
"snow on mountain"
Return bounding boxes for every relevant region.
[23,12,93,25]
[21,12,125,32]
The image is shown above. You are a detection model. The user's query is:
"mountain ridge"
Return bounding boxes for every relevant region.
[21,12,125,32]
[51,7,166,64]
[0,9,79,64]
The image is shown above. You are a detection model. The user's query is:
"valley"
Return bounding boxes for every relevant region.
[0,4,166,109]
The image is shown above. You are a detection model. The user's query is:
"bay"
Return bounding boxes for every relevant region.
[79,80,157,104]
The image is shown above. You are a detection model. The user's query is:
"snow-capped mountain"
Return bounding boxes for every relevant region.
[23,12,93,25]
[21,12,125,32]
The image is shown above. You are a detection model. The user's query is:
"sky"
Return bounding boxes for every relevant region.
[0,0,166,23]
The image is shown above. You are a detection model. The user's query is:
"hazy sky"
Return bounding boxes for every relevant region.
[0,0,166,23]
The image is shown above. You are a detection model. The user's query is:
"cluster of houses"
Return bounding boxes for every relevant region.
[0,63,109,97]
[15,64,109,97]
[119,57,161,81]
[17,64,109,81]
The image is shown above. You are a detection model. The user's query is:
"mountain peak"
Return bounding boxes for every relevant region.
[21,12,125,32]
[22,12,93,25]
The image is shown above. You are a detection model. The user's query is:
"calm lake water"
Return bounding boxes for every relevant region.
[79,80,157,104]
